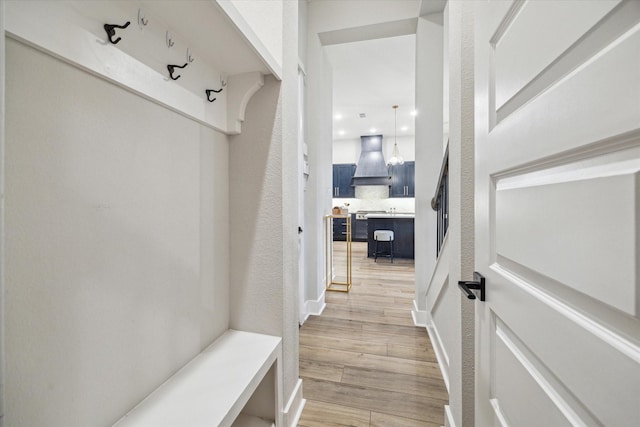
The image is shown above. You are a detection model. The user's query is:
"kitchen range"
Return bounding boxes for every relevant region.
[334,210,385,242]
[354,210,386,241]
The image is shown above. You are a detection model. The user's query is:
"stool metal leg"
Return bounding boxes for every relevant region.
[374,239,395,263]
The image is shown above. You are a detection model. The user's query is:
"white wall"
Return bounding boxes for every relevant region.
[3,1,302,425]
[228,74,284,373]
[280,1,304,421]
[228,1,301,422]
[414,11,444,325]
[309,0,420,34]
[297,0,309,331]
[333,134,415,163]
[227,0,283,68]
[216,0,283,79]
[5,38,229,426]
[425,2,475,427]
[303,3,334,321]
[298,0,308,66]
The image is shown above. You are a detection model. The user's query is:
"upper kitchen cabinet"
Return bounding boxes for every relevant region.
[389,161,415,198]
[4,0,283,135]
[333,163,356,198]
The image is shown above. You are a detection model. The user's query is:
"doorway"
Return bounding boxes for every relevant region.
[326,34,417,275]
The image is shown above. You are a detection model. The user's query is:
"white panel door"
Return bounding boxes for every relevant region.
[475,1,640,426]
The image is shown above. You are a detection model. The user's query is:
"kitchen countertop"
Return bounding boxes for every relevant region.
[365,213,415,219]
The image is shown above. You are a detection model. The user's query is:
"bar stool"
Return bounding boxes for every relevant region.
[373,230,394,263]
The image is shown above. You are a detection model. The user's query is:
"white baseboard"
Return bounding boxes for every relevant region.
[411,299,427,327]
[444,404,456,427]
[301,291,326,325]
[427,323,450,394]
[282,379,306,427]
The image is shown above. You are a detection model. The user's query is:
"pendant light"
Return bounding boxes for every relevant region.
[389,105,404,166]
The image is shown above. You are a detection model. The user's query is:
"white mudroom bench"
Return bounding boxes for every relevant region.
[113,330,282,427]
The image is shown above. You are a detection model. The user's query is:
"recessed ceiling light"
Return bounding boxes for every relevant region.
[369,128,376,133]
[410,110,418,116]
[338,130,345,136]
[401,126,408,131]
[335,113,343,120]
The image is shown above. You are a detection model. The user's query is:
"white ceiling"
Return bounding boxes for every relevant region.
[326,34,416,142]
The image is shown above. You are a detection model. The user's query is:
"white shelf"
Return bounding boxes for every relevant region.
[4,0,274,134]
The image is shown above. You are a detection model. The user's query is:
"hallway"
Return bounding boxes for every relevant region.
[298,242,448,426]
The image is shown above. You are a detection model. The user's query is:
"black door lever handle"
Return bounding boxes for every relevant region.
[458,272,485,301]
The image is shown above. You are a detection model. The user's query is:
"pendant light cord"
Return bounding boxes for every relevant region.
[394,104,398,148]
[390,105,403,165]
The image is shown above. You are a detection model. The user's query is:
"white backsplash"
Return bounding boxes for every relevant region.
[333,186,415,213]
[355,185,388,199]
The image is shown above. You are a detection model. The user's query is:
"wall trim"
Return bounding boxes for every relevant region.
[411,299,427,327]
[427,323,450,393]
[0,0,6,421]
[493,262,640,365]
[301,290,326,325]
[282,379,306,427]
[226,72,265,134]
[425,235,449,298]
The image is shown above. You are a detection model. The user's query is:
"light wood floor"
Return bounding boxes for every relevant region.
[298,242,448,427]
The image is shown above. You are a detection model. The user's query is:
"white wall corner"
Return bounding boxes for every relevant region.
[226,71,265,134]
[411,299,428,327]
[301,290,326,325]
[282,378,305,427]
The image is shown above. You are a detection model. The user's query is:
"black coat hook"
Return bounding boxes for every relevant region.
[205,88,223,102]
[167,63,188,81]
[104,21,130,44]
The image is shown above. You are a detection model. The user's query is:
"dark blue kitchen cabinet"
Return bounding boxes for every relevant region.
[332,163,356,198]
[367,217,414,259]
[332,216,349,241]
[389,161,415,198]
[334,214,367,242]
[353,214,368,241]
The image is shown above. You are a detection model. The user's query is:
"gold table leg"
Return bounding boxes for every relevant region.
[325,215,352,292]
